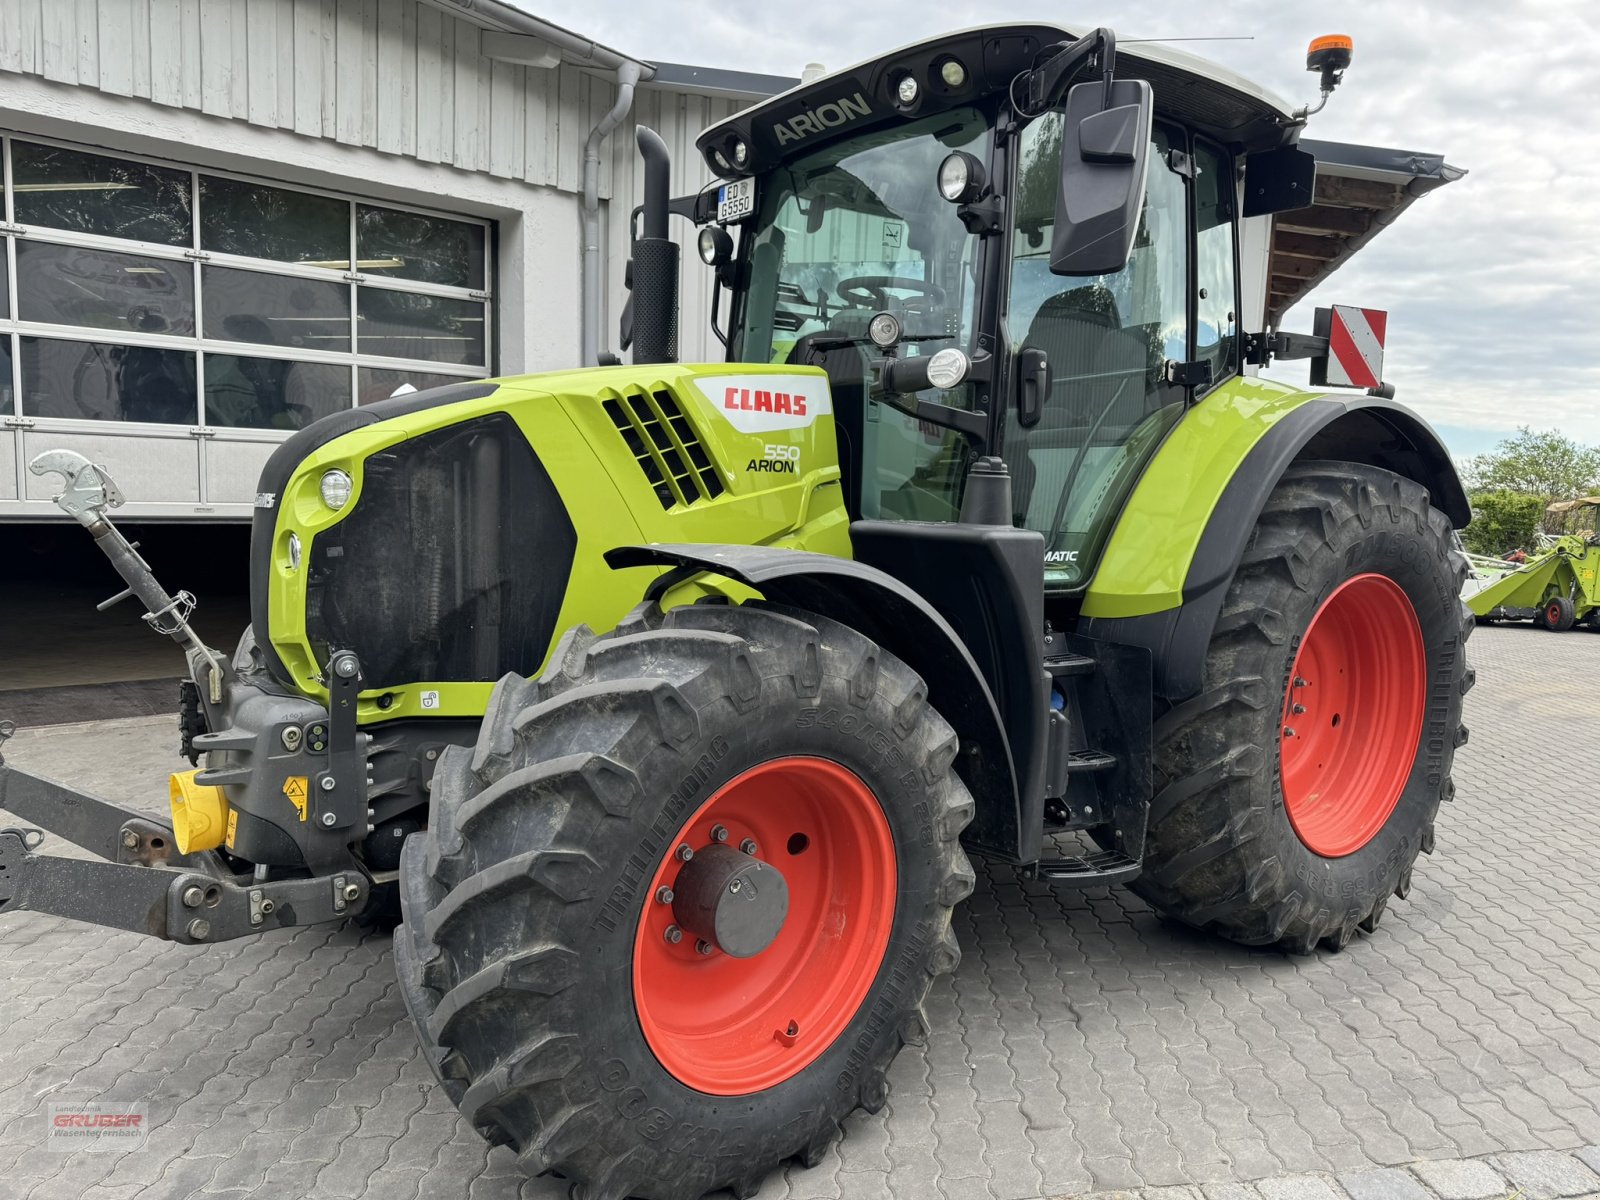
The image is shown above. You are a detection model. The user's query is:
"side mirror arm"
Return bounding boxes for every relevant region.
[1024,28,1117,114]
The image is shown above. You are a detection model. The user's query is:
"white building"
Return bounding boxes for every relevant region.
[0,0,789,521]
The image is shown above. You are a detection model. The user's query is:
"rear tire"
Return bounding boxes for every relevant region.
[395,601,974,1200]
[1135,462,1474,952]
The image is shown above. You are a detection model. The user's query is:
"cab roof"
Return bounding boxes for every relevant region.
[697,23,1300,179]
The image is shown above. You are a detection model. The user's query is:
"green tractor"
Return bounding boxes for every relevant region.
[0,24,1473,1200]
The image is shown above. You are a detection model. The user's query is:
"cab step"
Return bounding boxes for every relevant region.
[1064,749,1116,774]
[1045,652,1097,678]
[1029,849,1141,887]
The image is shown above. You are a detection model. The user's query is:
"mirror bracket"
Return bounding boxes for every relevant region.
[956,196,1005,235]
[1164,359,1215,390]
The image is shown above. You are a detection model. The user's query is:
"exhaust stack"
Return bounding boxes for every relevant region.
[630,126,681,366]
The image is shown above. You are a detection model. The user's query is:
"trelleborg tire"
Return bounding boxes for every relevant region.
[1135,461,1475,952]
[394,600,975,1200]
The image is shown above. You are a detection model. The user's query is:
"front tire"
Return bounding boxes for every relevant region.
[1137,462,1474,952]
[395,601,974,1200]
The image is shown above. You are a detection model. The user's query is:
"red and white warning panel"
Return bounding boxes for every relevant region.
[1312,304,1387,390]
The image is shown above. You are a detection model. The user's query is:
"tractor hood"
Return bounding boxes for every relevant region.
[696,23,1299,181]
[247,365,851,720]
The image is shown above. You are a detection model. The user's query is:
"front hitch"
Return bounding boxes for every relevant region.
[0,722,371,943]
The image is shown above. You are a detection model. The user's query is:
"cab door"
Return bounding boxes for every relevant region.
[1000,120,1242,593]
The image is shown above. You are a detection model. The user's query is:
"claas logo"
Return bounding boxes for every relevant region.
[724,386,808,417]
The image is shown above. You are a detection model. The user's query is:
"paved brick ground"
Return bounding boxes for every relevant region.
[2,623,1599,1200]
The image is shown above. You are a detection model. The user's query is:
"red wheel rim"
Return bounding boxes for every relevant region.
[1280,573,1425,858]
[632,757,897,1095]
[1547,601,1563,626]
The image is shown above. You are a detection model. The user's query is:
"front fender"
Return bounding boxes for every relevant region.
[605,543,1025,861]
[1082,376,1468,701]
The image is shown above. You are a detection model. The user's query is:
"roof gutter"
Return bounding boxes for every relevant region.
[427,0,653,76]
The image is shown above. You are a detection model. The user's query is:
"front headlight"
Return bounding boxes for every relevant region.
[319,469,353,510]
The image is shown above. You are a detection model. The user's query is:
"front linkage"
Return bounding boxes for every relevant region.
[0,735,366,943]
[0,451,374,945]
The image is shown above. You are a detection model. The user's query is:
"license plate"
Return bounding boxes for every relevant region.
[717,177,756,224]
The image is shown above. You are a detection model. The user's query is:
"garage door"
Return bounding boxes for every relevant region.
[0,134,494,521]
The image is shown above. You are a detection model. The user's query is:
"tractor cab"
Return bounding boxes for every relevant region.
[681,25,1307,591]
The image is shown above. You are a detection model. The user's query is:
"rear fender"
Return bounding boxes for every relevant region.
[605,543,1026,862]
[1083,384,1469,702]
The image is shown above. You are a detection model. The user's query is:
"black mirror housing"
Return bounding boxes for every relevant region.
[1242,144,1318,217]
[1049,77,1154,277]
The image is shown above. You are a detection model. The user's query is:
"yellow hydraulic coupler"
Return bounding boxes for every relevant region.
[169,770,231,854]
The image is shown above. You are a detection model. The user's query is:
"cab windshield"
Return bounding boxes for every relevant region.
[731,108,992,522]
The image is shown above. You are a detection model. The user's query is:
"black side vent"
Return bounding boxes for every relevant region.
[603,388,725,510]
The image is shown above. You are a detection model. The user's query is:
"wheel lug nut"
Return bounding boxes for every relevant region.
[710,824,729,843]
[729,878,742,894]
[739,838,758,856]
[1293,676,1308,688]
[656,885,675,904]
[664,925,683,944]
[1283,727,1296,739]
[1292,704,1306,715]
[695,939,714,956]
[676,843,694,862]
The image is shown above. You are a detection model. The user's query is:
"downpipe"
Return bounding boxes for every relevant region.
[581,60,642,366]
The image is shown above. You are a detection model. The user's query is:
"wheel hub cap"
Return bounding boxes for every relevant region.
[672,844,790,958]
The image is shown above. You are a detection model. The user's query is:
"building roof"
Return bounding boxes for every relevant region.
[1267,138,1466,325]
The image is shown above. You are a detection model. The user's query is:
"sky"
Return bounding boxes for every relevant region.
[532,0,1600,461]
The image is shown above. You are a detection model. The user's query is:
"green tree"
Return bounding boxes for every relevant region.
[1462,427,1600,499]
[1461,490,1545,556]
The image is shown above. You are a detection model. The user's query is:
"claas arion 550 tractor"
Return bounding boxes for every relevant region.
[0,25,1472,1200]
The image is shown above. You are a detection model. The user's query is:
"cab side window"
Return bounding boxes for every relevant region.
[1007,120,1187,431]
[1194,138,1239,384]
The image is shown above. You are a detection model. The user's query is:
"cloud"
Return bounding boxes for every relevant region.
[538,0,1600,449]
